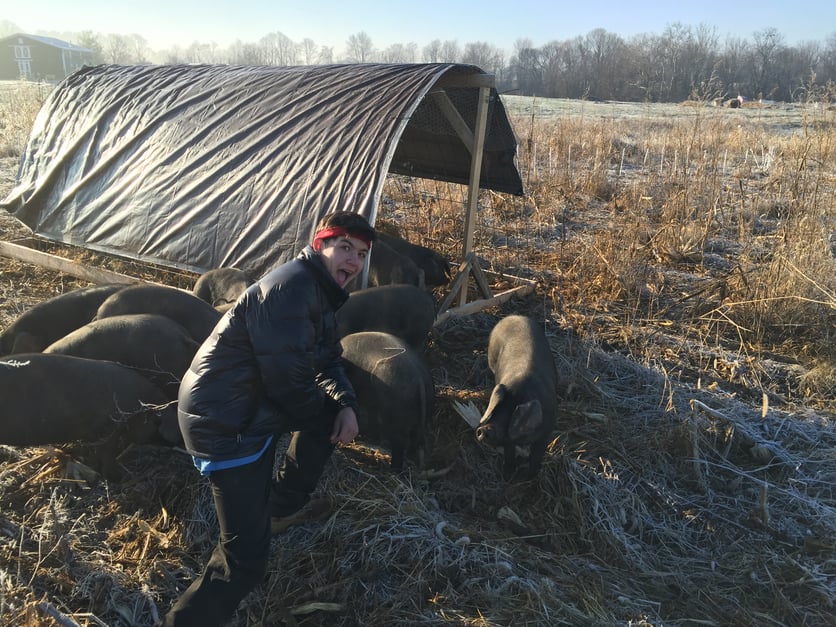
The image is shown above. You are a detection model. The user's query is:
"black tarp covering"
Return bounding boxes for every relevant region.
[1,62,523,277]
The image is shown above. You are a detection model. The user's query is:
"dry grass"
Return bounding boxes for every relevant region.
[0,81,834,626]
[0,82,50,159]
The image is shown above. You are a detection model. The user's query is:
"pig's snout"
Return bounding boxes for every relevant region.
[476,424,495,443]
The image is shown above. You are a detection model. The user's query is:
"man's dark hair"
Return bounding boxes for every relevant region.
[315,211,377,244]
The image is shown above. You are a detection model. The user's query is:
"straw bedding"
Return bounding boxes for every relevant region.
[0,155,834,626]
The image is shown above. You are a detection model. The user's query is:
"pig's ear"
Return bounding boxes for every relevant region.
[480,384,507,423]
[509,400,543,441]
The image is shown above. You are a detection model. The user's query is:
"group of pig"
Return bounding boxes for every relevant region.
[0,234,559,480]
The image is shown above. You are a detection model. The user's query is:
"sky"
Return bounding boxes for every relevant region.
[4,0,834,55]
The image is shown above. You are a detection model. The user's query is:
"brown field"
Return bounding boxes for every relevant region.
[0,81,834,626]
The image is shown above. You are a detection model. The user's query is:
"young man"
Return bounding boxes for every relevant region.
[164,211,376,626]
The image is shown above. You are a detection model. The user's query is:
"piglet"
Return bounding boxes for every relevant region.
[476,314,558,479]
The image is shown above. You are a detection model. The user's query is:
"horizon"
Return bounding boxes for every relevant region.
[4,0,835,58]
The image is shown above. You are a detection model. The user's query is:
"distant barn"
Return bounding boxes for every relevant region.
[0,33,95,81]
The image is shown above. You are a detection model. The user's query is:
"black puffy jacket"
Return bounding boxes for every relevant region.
[177,246,358,461]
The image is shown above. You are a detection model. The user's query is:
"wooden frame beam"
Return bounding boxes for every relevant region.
[0,240,140,285]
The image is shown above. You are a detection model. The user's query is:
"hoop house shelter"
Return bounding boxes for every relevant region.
[1,63,523,289]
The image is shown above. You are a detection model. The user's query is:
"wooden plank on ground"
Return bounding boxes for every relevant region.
[0,241,140,285]
[434,284,535,326]
[482,268,537,285]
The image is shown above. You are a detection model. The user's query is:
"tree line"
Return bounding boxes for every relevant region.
[17,22,836,102]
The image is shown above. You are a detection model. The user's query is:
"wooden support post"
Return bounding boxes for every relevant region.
[459,84,491,307]
[467,253,493,300]
[436,257,473,316]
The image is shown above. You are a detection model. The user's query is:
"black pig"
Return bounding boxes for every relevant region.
[0,353,177,446]
[96,284,222,343]
[192,267,254,308]
[377,233,451,287]
[0,284,127,355]
[340,331,434,470]
[346,239,425,292]
[476,314,558,479]
[336,284,436,350]
[43,313,199,398]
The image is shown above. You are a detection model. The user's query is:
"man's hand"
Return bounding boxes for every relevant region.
[330,407,359,444]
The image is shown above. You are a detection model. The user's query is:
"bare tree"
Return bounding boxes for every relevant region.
[439,40,461,63]
[821,33,836,82]
[184,41,222,64]
[259,32,298,66]
[718,36,751,98]
[462,41,502,74]
[300,38,318,65]
[511,38,542,95]
[318,45,334,64]
[615,36,650,101]
[681,24,720,99]
[776,41,820,100]
[422,39,442,63]
[259,33,279,64]
[27,21,833,103]
[103,33,132,64]
[587,29,626,98]
[381,43,417,63]
[346,31,375,63]
[407,42,418,63]
[161,45,188,64]
[127,34,148,64]
[513,38,533,58]
[750,27,785,99]
[652,23,693,100]
[540,38,584,98]
[276,32,299,65]
[75,31,105,64]
[228,40,264,65]
[539,40,563,97]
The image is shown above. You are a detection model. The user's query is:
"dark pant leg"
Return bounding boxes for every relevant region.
[271,402,339,517]
[164,440,276,627]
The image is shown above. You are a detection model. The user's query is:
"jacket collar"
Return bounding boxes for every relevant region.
[298,245,349,309]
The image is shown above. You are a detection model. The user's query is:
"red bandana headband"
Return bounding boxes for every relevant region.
[312,227,373,252]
